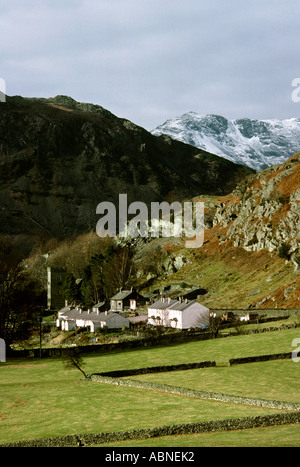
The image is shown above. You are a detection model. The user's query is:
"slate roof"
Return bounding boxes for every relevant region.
[168,300,193,311]
[110,290,146,301]
[110,290,135,300]
[58,307,122,323]
[148,298,209,312]
[148,298,178,310]
[93,302,107,309]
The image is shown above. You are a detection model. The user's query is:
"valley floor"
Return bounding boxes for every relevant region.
[1,326,300,447]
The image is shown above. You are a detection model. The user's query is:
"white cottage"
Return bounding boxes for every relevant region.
[57,307,130,333]
[148,298,210,330]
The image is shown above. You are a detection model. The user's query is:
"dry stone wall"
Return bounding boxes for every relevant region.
[89,374,300,411]
[2,412,300,447]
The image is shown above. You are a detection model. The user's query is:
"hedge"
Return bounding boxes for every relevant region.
[7,332,216,359]
[229,352,293,365]
[96,360,216,378]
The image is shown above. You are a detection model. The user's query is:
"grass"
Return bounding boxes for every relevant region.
[0,360,278,444]
[130,360,300,403]
[81,327,300,369]
[150,238,298,309]
[219,317,299,335]
[0,327,300,445]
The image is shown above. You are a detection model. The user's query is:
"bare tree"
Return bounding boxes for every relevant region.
[103,246,136,296]
[62,348,89,379]
[0,237,41,346]
[208,314,222,338]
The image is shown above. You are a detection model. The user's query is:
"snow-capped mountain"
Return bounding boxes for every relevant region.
[152,112,300,171]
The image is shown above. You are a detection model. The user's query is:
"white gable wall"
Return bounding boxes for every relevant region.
[181,303,210,329]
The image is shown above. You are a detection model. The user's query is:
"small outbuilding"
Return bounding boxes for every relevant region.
[110,289,146,313]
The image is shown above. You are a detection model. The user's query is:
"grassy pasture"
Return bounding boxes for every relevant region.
[130,360,300,403]
[84,326,299,369]
[0,327,300,446]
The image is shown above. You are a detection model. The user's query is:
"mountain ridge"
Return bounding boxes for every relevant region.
[0,95,253,253]
[152,112,300,171]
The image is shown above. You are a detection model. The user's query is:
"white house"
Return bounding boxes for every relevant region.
[57,307,130,333]
[148,297,210,330]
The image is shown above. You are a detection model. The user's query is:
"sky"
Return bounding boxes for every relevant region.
[1,0,300,130]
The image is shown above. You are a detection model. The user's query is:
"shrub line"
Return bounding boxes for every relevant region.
[96,360,216,378]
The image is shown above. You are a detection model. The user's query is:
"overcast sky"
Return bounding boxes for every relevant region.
[1,0,300,130]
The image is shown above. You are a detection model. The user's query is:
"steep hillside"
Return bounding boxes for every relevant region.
[212,153,300,267]
[29,154,299,310]
[136,154,300,309]
[0,96,253,253]
[152,112,300,171]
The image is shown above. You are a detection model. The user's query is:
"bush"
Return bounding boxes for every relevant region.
[277,242,290,260]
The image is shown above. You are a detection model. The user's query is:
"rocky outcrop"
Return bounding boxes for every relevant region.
[212,153,300,270]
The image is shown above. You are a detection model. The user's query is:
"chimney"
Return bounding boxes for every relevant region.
[168,297,171,304]
[105,310,108,316]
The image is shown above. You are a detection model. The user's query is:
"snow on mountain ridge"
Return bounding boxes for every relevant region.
[151,112,300,171]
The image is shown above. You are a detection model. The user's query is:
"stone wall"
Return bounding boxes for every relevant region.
[89,374,300,411]
[2,411,300,447]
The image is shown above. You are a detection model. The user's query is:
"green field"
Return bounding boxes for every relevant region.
[130,360,300,403]
[0,327,300,446]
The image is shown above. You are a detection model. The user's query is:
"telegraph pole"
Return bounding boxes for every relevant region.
[39,306,44,358]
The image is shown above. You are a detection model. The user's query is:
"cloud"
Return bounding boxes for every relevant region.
[1,0,300,129]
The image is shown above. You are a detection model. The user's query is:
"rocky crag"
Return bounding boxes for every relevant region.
[212,153,300,271]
